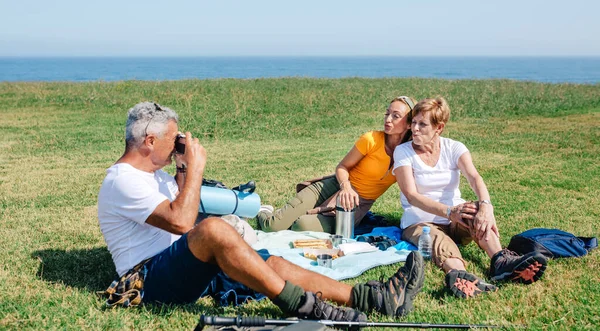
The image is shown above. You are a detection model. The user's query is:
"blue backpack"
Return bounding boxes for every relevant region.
[507,228,597,259]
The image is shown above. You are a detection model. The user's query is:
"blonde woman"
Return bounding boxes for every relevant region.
[393,97,548,298]
[258,96,416,233]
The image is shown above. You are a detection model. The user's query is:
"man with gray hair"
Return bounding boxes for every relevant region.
[97,101,425,320]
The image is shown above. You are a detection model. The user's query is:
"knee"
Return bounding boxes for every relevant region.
[189,217,239,246]
[265,255,285,271]
[288,196,303,208]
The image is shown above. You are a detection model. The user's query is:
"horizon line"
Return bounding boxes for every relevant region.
[1,55,600,59]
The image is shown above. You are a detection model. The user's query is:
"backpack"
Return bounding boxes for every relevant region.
[507,228,597,259]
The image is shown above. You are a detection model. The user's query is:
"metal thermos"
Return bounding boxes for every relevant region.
[335,195,355,239]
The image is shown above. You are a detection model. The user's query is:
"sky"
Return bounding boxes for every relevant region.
[0,0,598,57]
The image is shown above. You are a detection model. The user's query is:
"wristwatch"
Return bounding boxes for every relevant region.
[446,207,452,219]
[480,199,492,206]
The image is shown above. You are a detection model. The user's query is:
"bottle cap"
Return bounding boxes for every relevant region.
[423,226,431,234]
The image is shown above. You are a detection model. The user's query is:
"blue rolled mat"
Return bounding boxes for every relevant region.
[199,185,261,218]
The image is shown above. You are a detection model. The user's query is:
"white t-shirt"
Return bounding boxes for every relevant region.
[98,163,180,276]
[392,137,469,229]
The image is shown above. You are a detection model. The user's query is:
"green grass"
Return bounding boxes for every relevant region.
[0,78,599,330]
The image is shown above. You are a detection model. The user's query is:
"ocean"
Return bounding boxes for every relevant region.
[0,56,599,84]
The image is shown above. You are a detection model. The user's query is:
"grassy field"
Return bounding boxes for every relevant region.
[1,78,599,330]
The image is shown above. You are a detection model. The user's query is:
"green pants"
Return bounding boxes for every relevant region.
[258,177,340,233]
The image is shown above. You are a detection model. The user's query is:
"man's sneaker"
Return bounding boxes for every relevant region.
[297,291,367,322]
[367,251,425,317]
[490,249,547,284]
[445,270,497,298]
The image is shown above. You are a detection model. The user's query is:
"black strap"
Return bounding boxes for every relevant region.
[231,181,256,194]
[203,178,228,189]
[230,190,239,215]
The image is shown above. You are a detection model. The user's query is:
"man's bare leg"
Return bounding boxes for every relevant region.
[186,217,286,299]
[185,217,370,321]
[187,217,353,304]
[187,217,424,318]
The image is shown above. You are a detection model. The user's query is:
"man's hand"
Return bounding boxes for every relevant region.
[179,132,206,175]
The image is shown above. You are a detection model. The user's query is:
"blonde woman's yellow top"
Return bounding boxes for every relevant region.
[349,131,396,200]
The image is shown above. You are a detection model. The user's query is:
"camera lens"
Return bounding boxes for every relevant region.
[174,134,186,154]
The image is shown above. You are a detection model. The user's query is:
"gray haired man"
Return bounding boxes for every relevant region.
[97,101,425,319]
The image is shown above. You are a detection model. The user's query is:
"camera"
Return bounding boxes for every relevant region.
[174,133,186,154]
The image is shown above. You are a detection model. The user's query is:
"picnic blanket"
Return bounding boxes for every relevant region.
[252,229,415,281]
[204,226,417,307]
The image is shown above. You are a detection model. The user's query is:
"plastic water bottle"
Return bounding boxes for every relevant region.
[418,226,432,260]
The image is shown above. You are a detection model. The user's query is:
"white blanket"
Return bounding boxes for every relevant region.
[252,230,410,281]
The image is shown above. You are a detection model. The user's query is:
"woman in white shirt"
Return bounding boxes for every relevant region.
[393,97,548,299]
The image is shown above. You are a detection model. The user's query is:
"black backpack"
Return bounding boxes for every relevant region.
[507,228,597,259]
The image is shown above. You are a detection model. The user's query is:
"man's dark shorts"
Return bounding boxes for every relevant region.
[143,233,271,304]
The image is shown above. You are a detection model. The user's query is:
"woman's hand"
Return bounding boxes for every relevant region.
[472,202,498,241]
[449,201,478,228]
[338,182,360,211]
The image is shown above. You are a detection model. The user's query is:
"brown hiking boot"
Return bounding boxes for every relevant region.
[366,251,425,317]
[490,249,547,284]
[445,269,497,298]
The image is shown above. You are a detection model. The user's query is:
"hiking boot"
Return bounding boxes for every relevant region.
[490,249,547,284]
[367,251,425,317]
[297,291,367,322]
[445,269,497,298]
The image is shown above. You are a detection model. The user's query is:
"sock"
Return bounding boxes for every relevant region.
[271,281,305,314]
[351,283,372,313]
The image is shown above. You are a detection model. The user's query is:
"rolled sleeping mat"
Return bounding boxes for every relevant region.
[199,181,261,218]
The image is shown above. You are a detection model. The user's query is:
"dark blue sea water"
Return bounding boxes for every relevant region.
[0,57,599,84]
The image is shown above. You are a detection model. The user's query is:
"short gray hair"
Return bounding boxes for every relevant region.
[125,102,179,149]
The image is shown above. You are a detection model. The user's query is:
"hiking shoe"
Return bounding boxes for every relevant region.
[297,291,367,322]
[367,251,425,317]
[445,270,497,298]
[490,249,547,284]
[256,205,274,229]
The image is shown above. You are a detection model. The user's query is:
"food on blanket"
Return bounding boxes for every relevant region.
[304,251,339,260]
[292,239,332,249]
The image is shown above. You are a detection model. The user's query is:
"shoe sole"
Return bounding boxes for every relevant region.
[446,270,497,299]
[491,253,547,284]
[396,251,425,316]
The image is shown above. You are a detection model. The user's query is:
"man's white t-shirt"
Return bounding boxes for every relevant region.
[392,137,469,229]
[98,163,180,276]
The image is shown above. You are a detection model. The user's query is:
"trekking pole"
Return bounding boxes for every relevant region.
[195,315,501,330]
